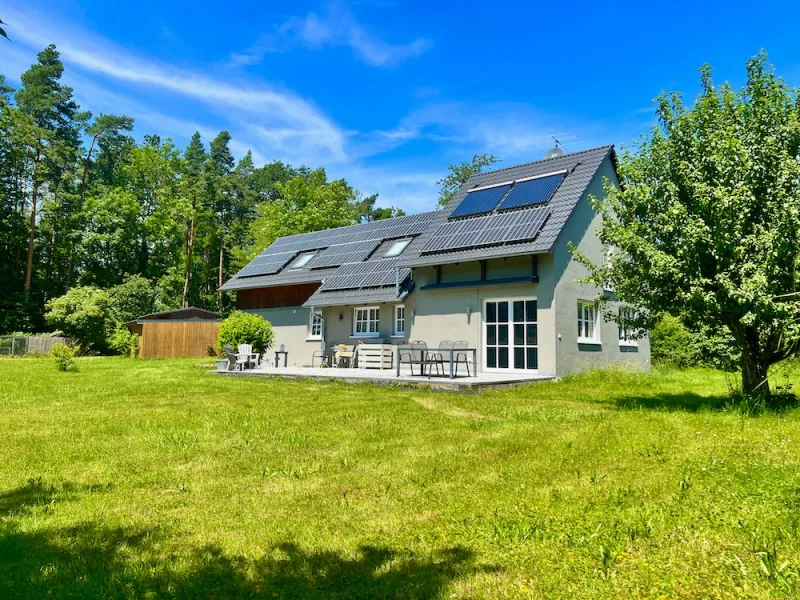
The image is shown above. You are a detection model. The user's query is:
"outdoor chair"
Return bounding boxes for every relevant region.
[335,344,355,368]
[224,345,246,371]
[237,344,259,369]
[453,340,471,377]
[398,341,427,376]
[427,341,454,376]
[312,346,335,368]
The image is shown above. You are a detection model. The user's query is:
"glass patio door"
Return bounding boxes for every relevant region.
[484,299,538,371]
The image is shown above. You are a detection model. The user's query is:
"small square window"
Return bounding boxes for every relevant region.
[287,251,316,270]
[384,238,412,258]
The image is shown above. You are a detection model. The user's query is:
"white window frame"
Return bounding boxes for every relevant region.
[287,251,316,270]
[392,305,406,337]
[577,300,600,344]
[618,307,638,347]
[307,312,323,341]
[353,306,380,338]
[384,238,412,258]
[482,297,539,374]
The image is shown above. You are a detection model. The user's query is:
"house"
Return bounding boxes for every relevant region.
[124,307,221,359]
[220,145,650,377]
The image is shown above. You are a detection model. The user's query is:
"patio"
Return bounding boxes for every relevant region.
[211,363,554,392]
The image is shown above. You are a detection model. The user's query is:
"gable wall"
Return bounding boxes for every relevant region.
[552,155,651,376]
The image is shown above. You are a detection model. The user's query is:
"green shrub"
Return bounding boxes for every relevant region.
[217,311,274,354]
[45,287,117,353]
[51,343,78,372]
[107,326,133,356]
[650,314,739,371]
[130,333,140,358]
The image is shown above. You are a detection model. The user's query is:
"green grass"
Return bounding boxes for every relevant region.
[1,357,799,598]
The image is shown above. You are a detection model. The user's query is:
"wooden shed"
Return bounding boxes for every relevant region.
[125,307,221,359]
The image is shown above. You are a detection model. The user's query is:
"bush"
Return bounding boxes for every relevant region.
[650,314,739,371]
[130,333,140,358]
[51,343,78,372]
[107,325,133,356]
[217,311,274,355]
[45,287,117,353]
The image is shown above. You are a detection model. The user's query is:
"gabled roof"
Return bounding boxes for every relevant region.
[219,211,439,304]
[124,306,220,325]
[397,145,615,268]
[222,145,615,306]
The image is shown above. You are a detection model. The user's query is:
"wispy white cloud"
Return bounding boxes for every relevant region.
[2,3,347,166]
[360,101,585,161]
[229,1,431,69]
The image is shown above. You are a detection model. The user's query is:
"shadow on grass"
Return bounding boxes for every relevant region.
[614,392,731,413]
[0,482,493,599]
[0,478,114,516]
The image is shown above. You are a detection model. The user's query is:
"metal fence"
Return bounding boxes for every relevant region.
[0,336,73,356]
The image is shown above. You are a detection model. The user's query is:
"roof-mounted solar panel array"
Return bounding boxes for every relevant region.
[497,172,566,211]
[234,251,297,278]
[320,259,408,291]
[307,239,381,269]
[422,206,550,254]
[449,184,511,218]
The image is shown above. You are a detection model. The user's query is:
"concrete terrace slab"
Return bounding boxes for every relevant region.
[209,365,555,392]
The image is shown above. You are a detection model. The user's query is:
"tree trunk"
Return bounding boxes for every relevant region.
[182,203,196,308]
[24,151,41,296]
[741,349,770,398]
[217,235,224,310]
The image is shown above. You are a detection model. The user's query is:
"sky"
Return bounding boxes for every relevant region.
[3,0,800,213]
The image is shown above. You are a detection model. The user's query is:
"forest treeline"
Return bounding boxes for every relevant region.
[0,44,404,333]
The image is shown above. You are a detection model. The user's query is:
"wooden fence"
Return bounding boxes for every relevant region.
[0,336,73,355]
[138,321,220,359]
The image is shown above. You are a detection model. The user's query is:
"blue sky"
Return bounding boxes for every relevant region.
[4,0,800,213]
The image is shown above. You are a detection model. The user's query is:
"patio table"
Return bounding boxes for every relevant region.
[396,347,476,379]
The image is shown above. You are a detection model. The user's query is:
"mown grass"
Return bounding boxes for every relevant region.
[1,357,799,598]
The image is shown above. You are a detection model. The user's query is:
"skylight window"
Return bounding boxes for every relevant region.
[287,251,316,270]
[384,238,411,257]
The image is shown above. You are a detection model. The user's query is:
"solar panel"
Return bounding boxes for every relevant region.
[320,259,409,291]
[234,251,297,278]
[307,239,381,269]
[497,173,566,211]
[449,184,511,218]
[421,206,550,253]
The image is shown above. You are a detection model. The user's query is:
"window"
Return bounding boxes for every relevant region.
[308,312,323,340]
[393,305,405,337]
[484,299,538,371]
[384,238,411,258]
[287,251,316,270]
[577,301,599,343]
[353,307,380,337]
[619,307,637,346]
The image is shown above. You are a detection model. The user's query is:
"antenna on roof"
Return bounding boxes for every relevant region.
[544,136,566,159]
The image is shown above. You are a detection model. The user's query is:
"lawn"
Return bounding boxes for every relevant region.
[1,358,798,599]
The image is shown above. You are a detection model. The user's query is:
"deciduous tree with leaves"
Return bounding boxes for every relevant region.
[436,153,499,208]
[574,53,800,399]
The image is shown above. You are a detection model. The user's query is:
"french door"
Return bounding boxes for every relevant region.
[483,299,538,372]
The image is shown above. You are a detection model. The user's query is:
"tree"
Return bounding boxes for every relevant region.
[205,131,235,309]
[573,53,800,399]
[247,168,359,258]
[181,132,206,307]
[80,114,134,204]
[355,193,405,222]
[14,45,87,297]
[436,154,499,208]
